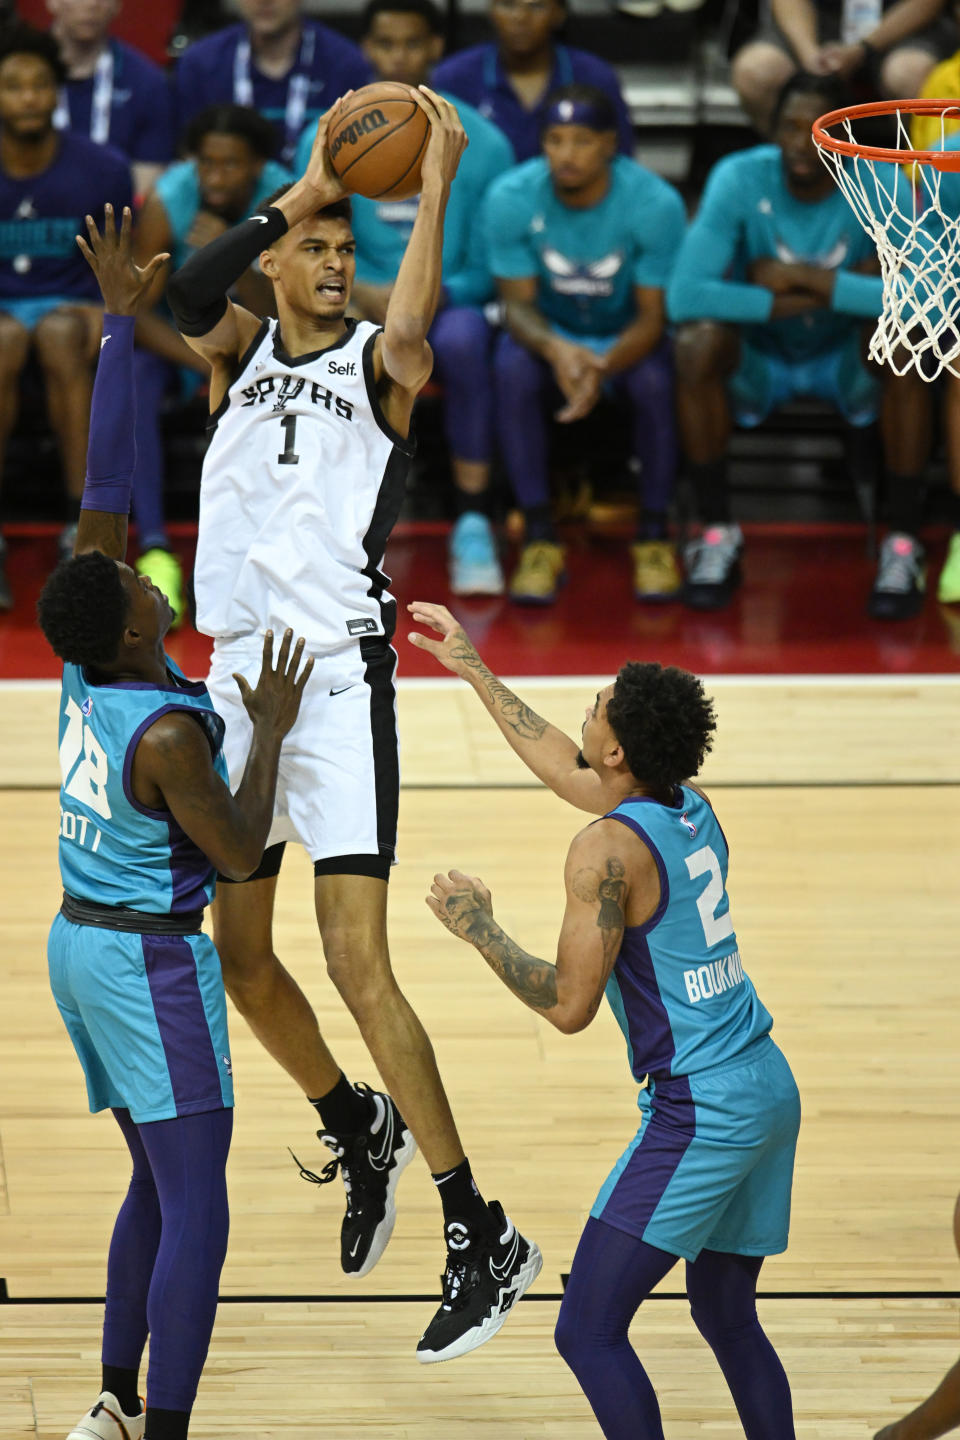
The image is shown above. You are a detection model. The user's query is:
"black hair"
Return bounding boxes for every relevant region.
[37,551,130,668]
[362,0,444,37]
[0,23,67,87]
[606,662,716,792]
[183,103,280,162]
[261,180,352,225]
[542,82,617,133]
[771,71,847,132]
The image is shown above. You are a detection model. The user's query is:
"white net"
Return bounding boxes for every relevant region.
[815,105,960,380]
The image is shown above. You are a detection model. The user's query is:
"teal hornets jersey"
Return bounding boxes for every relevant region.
[57,657,228,914]
[154,158,294,274]
[605,786,772,1081]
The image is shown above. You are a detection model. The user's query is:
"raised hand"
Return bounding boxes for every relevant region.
[409,85,468,191]
[233,628,314,741]
[407,600,480,677]
[76,204,169,315]
[426,869,495,942]
[302,103,349,205]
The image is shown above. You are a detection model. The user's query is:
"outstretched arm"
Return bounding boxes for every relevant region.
[374,88,468,410]
[408,600,607,813]
[426,821,655,1032]
[72,205,169,561]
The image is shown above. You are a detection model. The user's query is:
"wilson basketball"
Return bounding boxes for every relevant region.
[327,82,430,201]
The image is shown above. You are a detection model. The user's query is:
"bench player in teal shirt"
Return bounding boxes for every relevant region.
[667,71,932,620]
[37,206,312,1440]
[484,86,686,605]
[410,597,801,1440]
[295,0,515,597]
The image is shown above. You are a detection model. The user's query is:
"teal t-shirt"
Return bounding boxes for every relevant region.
[666,144,900,361]
[155,157,294,271]
[484,155,686,338]
[294,93,513,309]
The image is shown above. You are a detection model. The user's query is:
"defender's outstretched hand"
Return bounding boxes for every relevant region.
[234,628,314,742]
[407,600,481,678]
[76,204,169,315]
[427,869,494,942]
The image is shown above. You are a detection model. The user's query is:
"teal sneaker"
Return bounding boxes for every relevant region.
[136,547,185,629]
[937,531,960,604]
[449,513,504,597]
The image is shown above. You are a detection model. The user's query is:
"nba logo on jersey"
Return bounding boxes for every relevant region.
[80,696,93,717]
[679,811,697,838]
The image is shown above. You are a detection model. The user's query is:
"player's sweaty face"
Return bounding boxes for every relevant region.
[363,13,443,89]
[0,55,58,138]
[543,124,614,193]
[116,563,174,647]
[579,683,615,769]
[274,217,356,318]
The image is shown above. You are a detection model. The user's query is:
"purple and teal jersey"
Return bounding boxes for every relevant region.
[432,42,633,163]
[0,131,132,300]
[605,785,772,1082]
[54,39,174,165]
[57,655,227,915]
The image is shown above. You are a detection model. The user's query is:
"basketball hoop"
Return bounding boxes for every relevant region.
[813,98,960,380]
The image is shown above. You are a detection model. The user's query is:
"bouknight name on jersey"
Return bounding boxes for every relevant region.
[194,317,413,654]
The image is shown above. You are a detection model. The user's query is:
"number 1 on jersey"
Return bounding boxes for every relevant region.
[278,413,300,466]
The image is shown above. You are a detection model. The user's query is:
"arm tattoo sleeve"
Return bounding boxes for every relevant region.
[449,639,549,741]
[463,912,559,1011]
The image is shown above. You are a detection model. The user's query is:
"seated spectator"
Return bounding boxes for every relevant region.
[133,104,292,623]
[913,43,960,149]
[47,0,174,197]
[485,84,685,604]
[174,0,372,167]
[304,0,514,595]
[732,0,957,135]
[667,72,931,620]
[0,24,131,609]
[433,0,633,162]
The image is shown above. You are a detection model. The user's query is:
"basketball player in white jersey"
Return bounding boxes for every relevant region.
[165,89,540,1362]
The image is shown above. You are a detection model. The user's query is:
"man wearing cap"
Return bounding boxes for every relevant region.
[484,83,685,604]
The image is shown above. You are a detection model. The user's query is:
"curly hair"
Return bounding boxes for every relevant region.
[184,104,281,162]
[36,551,130,668]
[0,23,67,87]
[606,662,716,791]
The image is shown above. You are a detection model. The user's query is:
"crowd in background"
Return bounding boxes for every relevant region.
[3,0,960,630]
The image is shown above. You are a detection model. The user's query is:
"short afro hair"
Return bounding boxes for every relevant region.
[606,662,716,792]
[0,23,67,87]
[183,103,280,162]
[362,0,445,36]
[37,551,130,668]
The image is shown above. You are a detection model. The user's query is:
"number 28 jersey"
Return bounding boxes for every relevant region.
[194,317,415,654]
[57,657,227,915]
[605,787,772,1082]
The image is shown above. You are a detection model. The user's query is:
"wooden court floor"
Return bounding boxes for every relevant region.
[1,677,959,1438]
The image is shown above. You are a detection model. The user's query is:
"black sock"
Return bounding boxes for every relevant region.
[454,487,493,518]
[144,1406,189,1440]
[688,459,730,524]
[637,509,668,542]
[100,1365,140,1417]
[524,505,555,543]
[432,1157,495,1233]
[309,1072,374,1134]
[884,472,925,537]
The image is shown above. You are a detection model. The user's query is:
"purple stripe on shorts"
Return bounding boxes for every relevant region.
[142,935,223,1114]
[602,1074,695,1239]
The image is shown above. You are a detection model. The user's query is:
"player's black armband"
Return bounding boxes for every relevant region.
[166,205,289,337]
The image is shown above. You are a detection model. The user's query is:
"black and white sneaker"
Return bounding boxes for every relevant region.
[290,1083,417,1278]
[868,532,926,620]
[416,1202,542,1363]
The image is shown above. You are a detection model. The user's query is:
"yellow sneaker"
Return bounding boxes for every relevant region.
[509,541,566,605]
[631,540,681,601]
[937,531,960,604]
[136,547,185,629]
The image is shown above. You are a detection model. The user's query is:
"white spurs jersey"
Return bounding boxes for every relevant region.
[194,317,414,652]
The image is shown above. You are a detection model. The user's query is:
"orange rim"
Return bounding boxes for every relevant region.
[813,98,960,169]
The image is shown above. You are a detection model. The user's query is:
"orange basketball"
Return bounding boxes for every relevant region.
[327,82,430,201]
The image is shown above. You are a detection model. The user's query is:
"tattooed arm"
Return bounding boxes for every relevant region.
[407,600,608,815]
[427,822,658,1032]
